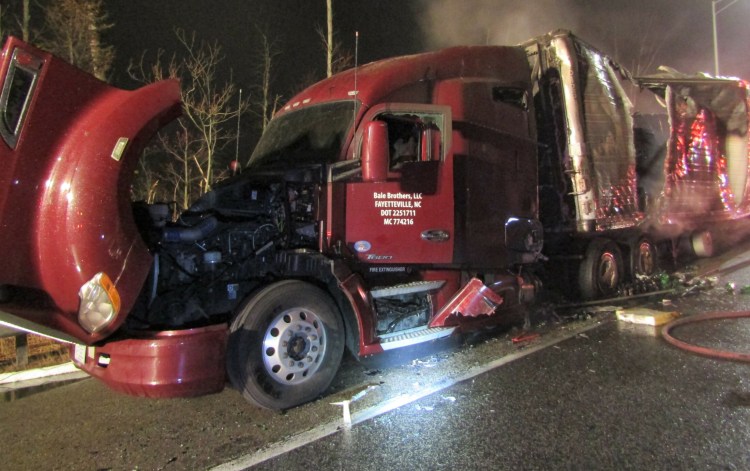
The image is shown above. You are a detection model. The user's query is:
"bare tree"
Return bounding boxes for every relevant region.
[159,121,204,210]
[319,0,353,78]
[131,145,165,204]
[41,0,114,80]
[129,29,250,209]
[253,25,283,133]
[0,0,33,42]
[174,29,250,194]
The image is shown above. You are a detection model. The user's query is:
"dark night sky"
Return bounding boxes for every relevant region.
[8,0,746,150]
[102,1,750,96]
[95,0,750,155]
[105,1,425,93]
[5,0,749,97]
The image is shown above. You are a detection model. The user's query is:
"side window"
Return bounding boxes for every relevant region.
[374,112,445,169]
[1,49,41,148]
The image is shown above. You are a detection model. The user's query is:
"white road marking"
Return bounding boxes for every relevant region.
[211,319,609,471]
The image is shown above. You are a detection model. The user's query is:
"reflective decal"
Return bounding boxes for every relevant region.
[111,137,128,161]
[373,191,422,226]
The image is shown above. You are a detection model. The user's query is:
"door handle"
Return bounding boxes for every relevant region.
[421,229,450,242]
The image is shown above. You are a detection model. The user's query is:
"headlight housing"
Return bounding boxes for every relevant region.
[78,272,121,333]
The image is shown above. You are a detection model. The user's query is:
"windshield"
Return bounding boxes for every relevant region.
[248,100,357,171]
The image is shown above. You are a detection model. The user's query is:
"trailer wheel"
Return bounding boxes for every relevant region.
[578,239,623,300]
[227,280,345,410]
[631,237,658,277]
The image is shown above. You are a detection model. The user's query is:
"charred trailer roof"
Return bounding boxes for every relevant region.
[524,30,642,234]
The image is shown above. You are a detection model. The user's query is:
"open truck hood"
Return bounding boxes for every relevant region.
[0,37,181,344]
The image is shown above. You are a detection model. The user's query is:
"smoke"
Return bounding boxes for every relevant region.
[415,0,750,79]
[416,0,581,49]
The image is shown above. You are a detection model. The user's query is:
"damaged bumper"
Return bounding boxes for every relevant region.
[71,324,228,398]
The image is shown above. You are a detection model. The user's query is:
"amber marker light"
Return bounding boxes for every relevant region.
[78,272,121,333]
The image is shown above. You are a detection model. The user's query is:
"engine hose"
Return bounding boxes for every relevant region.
[661,311,750,362]
[162,216,219,243]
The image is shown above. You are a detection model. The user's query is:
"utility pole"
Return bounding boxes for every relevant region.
[712,0,738,76]
[326,0,333,77]
[235,88,242,166]
[22,0,30,42]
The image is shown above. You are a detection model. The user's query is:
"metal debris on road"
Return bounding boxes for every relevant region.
[615,307,680,326]
[511,332,540,344]
[331,384,381,427]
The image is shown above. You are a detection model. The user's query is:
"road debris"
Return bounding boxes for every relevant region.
[331,384,380,427]
[615,307,680,326]
[415,395,458,412]
[511,332,540,344]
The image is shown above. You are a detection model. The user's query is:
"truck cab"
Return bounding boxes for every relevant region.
[3,30,748,410]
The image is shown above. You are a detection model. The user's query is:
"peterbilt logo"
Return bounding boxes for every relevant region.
[354,240,371,252]
[366,254,393,260]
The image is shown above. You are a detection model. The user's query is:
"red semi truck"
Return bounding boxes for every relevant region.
[1,30,749,409]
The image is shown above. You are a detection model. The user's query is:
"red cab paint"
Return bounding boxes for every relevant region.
[0,37,181,343]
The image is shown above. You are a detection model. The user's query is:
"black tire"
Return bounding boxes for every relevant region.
[227,280,345,410]
[631,236,658,277]
[578,239,623,300]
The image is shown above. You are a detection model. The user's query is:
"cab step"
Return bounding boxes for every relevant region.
[379,325,457,351]
[370,280,445,299]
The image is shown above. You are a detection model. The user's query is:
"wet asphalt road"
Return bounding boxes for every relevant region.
[252,317,750,470]
[229,243,750,470]
[3,243,750,470]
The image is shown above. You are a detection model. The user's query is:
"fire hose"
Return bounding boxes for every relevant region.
[661,311,750,362]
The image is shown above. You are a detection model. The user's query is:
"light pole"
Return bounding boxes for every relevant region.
[712,0,738,76]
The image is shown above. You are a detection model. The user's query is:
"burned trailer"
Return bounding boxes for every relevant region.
[524,31,646,299]
[635,74,750,253]
[523,31,750,298]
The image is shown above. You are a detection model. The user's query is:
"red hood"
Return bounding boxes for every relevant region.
[0,37,181,344]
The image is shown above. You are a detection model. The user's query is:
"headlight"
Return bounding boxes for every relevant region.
[78,272,121,333]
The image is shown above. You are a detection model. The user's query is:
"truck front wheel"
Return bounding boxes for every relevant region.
[578,239,623,300]
[227,280,345,410]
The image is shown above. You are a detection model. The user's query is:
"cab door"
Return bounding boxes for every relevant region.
[345,104,454,264]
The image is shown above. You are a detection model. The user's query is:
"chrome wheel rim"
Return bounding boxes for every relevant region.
[262,308,326,385]
[637,241,655,275]
[598,251,619,290]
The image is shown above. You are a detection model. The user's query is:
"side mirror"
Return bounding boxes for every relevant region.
[361,121,389,182]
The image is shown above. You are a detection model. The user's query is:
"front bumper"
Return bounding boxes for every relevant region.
[72,324,228,398]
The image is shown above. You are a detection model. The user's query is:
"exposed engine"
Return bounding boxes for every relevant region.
[373,292,432,334]
[129,178,319,330]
